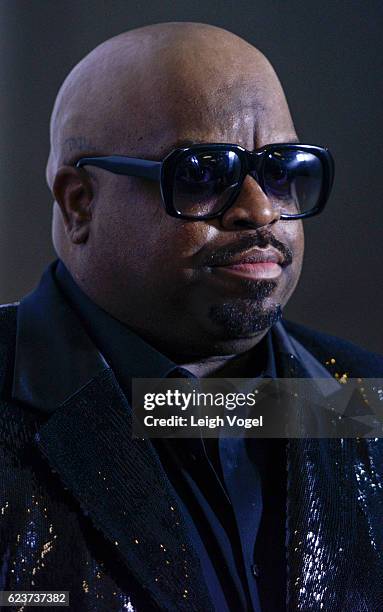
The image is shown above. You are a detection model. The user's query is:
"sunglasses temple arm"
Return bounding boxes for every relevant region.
[76,156,162,181]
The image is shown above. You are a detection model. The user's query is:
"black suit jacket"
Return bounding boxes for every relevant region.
[1,278,383,611]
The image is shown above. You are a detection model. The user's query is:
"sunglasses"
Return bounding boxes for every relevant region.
[75,142,334,221]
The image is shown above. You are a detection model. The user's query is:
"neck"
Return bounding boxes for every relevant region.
[179,329,269,377]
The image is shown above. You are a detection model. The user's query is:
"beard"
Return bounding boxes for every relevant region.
[208,279,282,338]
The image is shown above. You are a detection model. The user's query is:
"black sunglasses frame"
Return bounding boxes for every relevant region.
[76,143,334,221]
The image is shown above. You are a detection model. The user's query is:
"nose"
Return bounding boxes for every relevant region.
[220,175,281,230]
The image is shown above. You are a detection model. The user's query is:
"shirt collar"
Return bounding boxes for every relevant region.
[55,260,176,383]
[12,259,336,412]
[55,260,276,388]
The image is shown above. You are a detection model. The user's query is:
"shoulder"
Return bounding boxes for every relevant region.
[283,318,383,378]
[0,302,18,337]
[0,302,42,457]
[0,303,18,391]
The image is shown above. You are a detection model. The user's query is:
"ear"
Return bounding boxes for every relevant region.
[52,166,93,244]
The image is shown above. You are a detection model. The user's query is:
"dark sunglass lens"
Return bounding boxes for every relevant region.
[263,149,323,214]
[173,150,242,217]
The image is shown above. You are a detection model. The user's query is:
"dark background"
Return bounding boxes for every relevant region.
[1,0,382,352]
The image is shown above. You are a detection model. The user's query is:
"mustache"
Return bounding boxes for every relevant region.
[201,230,293,268]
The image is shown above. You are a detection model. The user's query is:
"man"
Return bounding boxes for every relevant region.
[1,22,382,612]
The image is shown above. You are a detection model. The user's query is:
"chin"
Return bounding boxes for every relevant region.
[208,300,283,341]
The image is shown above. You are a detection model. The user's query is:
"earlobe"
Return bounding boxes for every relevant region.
[52,166,93,244]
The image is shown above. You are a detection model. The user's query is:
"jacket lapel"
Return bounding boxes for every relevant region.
[35,368,213,611]
[12,264,213,611]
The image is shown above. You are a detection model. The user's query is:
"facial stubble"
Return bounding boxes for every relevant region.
[209,278,282,338]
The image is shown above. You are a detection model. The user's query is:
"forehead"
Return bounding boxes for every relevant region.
[102,44,297,158]
[119,90,296,160]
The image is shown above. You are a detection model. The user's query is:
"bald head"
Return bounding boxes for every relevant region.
[47,22,294,188]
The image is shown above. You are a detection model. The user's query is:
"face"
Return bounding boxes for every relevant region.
[55,36,305,359]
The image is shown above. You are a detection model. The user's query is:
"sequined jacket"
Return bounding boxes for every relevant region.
[1,295,383,612]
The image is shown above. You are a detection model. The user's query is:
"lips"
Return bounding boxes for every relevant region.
[209,248,285,281]
[220,249,284,266]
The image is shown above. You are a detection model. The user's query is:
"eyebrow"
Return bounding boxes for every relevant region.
[158,135,302,160]
[147,139,195,161]
[285,136,300,144]
[161,139,199,157]
[172,139,196,148]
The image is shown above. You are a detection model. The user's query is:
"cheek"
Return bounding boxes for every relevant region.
[143,221,215,288]
[159,221,214,258]
[122,187,215,267]
[101,183,215,276]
